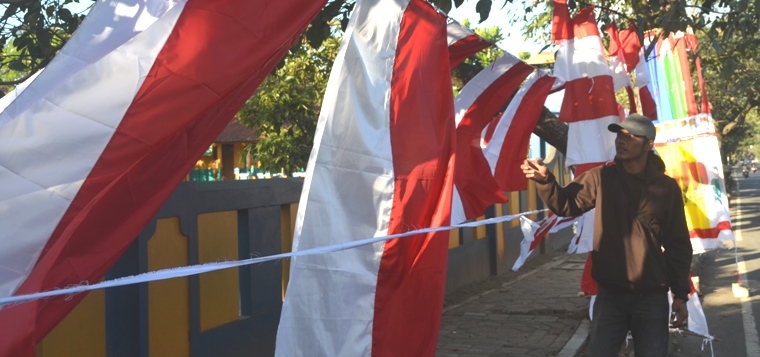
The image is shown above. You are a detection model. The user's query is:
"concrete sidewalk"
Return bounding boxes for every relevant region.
[437,252,591,357]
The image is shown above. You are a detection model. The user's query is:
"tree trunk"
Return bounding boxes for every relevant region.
[533,107,568,155]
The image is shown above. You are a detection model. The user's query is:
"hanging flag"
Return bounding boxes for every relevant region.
[633,46,658,120]
[447,20,491,69]
[647,33,675,121]
[512,214,579,271]
[604,22,637,113]
[0,0,328,354]
[275,0,455,355]
[654,116,734,252]
[618,23,640,72]
[672,32,698,116]
[551,0,618,166]
[450,52,533,223]
[685,27,711,114]
[483,72,557,192]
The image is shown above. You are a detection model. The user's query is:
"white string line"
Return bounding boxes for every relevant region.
[0,209,547,307]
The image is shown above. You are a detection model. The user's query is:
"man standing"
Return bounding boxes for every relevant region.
[521,114,692,356]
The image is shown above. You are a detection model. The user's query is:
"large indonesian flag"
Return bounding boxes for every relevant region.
[0,0,326,354]
[275,0,455,355]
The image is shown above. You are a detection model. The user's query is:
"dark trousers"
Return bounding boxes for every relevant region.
[588,287,669,357]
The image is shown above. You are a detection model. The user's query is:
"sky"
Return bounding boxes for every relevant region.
[447,1,547,56]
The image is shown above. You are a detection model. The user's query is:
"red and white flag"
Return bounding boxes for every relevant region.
[513,214,579,271]
[0,0,327,354]
[276,0,455,355]
[451,52,533,223]
[604,22,637,113]
[552,0,618,167]
[633,48,658,120]
[484,72,558,192]
[447,20,491,69]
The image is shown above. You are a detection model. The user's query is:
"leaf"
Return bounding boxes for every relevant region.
[59,8,72,22]
[435,0,452,13]
[8,59,26,71]
[454,0,465,8]
[475,0,492,23]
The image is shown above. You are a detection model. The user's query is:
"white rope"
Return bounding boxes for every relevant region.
[0,209,547,307]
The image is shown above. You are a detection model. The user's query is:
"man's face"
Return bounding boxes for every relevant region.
[614,129,652,161]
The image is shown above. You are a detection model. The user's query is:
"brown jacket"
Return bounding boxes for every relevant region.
[537,152,692,299]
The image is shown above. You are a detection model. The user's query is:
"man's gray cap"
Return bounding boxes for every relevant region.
[608,113,656,141]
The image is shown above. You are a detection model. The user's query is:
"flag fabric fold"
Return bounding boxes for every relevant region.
[604,22,636,113]
[447,20,491,69]
[450,53,533,223]
[484,72,557,192]
[0,0,328,354]
[276,0,455,355]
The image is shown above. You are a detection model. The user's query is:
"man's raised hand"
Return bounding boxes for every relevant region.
[521,158,549,183]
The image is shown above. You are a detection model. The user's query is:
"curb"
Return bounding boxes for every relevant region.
[557,319,589,357]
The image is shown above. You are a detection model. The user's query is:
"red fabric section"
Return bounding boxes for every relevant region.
[639,86,658,120]
[604,22,621,56]
[482,113,499,146]
[558,75,619,123]
[493,75,556,192]
[551,0,572,42]
[0,0,328,354]
[455,62,533,219]
[448,35,491,69]
[675,39,698,116]
[619,27,641,72]
[581,253,598,295]
[572,7,601,40]
[529,215,558,251]
[372,1,455,355]
[690,221,732,239]
[695,57,710,113]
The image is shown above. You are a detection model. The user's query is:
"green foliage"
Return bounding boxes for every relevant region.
[468,25,503,66]
[237,36,340,174]
[0,0,90,85]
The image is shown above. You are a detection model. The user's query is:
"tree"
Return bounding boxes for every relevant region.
[0,0,88,85]
[236,35,340,174]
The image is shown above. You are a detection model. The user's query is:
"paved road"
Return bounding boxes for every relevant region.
[672,166,760,356]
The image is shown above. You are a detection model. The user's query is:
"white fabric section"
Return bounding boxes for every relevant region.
[450,186,466,224]
[454,53,522,127]
[0,0,177,126]
[691,237,729,254]
[0,208,546,307]
[589,295,596,320]
[634,50,651,88]
[550,216,579,233]
[482,72,539,169]
[446,21,477,46]
[565,116,618,166]
[568,209,595,254]
[0,2,185,299]
[668,292,714,342]
[512,216,540,271]
[275,0,408,355]
[554,37,611,81]
[608,55,630,91]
